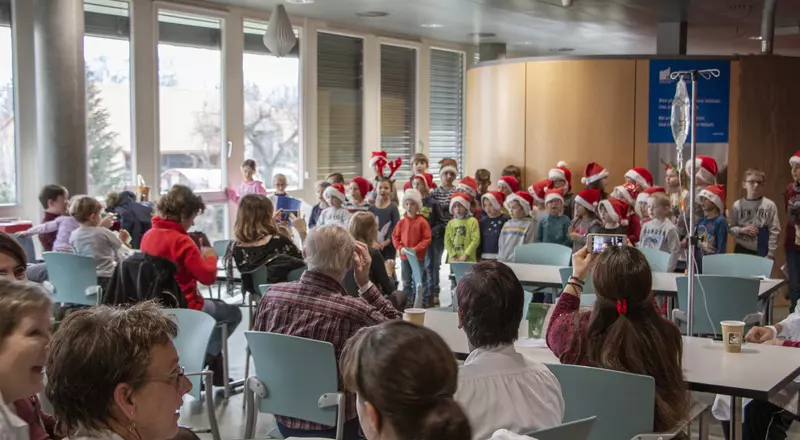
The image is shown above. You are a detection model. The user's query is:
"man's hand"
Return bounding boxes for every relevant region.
[353,241,373,288]
[745,326,775,343]
[571,247,593,281]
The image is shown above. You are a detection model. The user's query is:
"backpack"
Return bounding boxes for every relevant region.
[103,252,187,308]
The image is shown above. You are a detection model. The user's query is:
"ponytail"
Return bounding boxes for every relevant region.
[419,398,472,440]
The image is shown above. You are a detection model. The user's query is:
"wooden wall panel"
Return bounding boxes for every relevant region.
[524,60,637,189]
[465,63,527,184]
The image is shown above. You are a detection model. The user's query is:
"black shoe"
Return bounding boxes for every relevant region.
[204,353,229,386]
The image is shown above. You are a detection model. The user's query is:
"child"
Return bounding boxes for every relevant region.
[429,158,459,293]
[37,184,70,252]
[611,183,642,245]
[639,192,681,272]
[502,165,522,183]
[326,172,345,185]
[636,187,665,225]
[536,188,571,247]
[392,189,432,306]
[309,181,331,228]
[497,176,519,198]
[445,193,480,263]
[456,176,483,219]
[729,169,780,258]
[475,169,491,200]
[785,152,800,312]
[316,183,351,227]
[569,188,602,253]
[19,195,86,254]
[498,191,537,262]
[686,155,719,224]
[69,195,132,292]
[403,153,435,191]
[414,174,446,303]
[369,178,400,277]
[368,150,402,204]
[597,198,630,236]
[548,161,575,219]
[695,184,728,264]
[479,191,510,260]
[624,167,654,191]
[528,179,549,223]
[347,176,373,212]
[268,173,289,207]
[226,159,268,203]
[582,162,610,198]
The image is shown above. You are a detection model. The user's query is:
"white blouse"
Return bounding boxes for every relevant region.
[455,344,564,440]
[0,391,29,440]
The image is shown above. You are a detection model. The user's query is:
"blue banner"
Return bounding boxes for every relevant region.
[648,60,731,144]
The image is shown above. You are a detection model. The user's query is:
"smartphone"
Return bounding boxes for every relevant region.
[586,233,627,253]
[281,210,299,222]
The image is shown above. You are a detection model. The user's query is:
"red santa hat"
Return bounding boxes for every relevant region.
[504,191,535,217]
[548,161,572,192]
[410,173,436,191]
[497,176,520,193]
[457,176,479,198]
[637,186,666,204]
[449,192,472,215]
[624,167,653,189]
[581,162,609,185]
[544,187,565,204]
[481,191,506,212]
[790,151,800,167]
[324,183,347,203]
[370,150,402,179]
[598,197,630,227]
[528,179,549,204]
[402,188,423,207]
[612,183,640,206]
[349,176,373,198]
[686,155,718,184]
[698,184,726,212]
[574,188,601,213]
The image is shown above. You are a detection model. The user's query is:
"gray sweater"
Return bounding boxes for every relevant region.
[497,217,538,262]
[70,226,130,277]
[728,197,781,257]
[638,218,681,272]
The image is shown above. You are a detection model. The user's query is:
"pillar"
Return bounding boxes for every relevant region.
[478,43,506,62]
[33,0,87,194]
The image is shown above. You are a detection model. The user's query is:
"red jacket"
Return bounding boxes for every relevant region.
[392,214,432,260]
[140,217,217,310]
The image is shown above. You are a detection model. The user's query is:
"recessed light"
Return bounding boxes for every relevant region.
[286,0,314,3]
[549,47,574,52]
[515,41,534,45]
[356,11,389,17]
[421,23,443,28]
[468,32,496,38]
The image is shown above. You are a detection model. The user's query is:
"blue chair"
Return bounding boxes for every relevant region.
[43,252,100,306]
[451,261,475,285]
[527,416,597,440]
[402,248,425,308]
[514,243,572,266]
[212,239,233,299]
[558,267,596,307]
[163,309,220,440]
[12,234,37,263]
[674,275,761,335]
[702,254,773,278]
[244,331,346,440]
[638,247,672,273]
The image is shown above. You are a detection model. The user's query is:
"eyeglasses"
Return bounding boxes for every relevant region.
[134,366,186,390]
[745,180,764,186]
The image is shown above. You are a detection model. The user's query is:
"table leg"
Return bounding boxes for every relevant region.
[730,395,743,440]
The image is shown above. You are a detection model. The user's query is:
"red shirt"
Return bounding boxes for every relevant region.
[39,211,60,252]
[784,182,800,250]
[254,271,401,430]
[140,217,217,310]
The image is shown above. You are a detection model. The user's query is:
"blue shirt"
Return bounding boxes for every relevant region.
[536,215,572,247]
[696,215,728,255]
[479,214,510,259]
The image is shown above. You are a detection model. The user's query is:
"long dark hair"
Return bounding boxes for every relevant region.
[341,321,471,440]
[586,246,688,432]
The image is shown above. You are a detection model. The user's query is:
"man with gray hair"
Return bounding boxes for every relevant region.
[254,224,401,439]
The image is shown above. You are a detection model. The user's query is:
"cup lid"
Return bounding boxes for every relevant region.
[720,320,746,326]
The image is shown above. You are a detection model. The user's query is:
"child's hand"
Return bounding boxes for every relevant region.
[119,229,131,244]
[273,209,283,223]
[289,213,307,235]
[372,241,382,250]
[16,231,28,238]
[743,226,759,236]
[680,239,687,249]
[100,214,115,229]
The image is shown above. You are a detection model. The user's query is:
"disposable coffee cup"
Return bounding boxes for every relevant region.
[721,320,746,353]
[403,308,426,325]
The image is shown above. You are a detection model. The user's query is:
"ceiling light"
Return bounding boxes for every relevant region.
[468,32,496,38]
[515,41,534,46]
[421,23,443,28]
[549,47,574,52]
[286,0,314,3]
[356,11,389,17]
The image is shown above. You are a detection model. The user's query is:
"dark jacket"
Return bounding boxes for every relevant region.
[342,247,396,298]
[422,195,446,239]
[103,252,187,308]
[111,191,153,249]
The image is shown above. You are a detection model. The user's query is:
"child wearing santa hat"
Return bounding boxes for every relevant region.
[611,183,642,245]
[445,193,480,263]
[549,161,575,219]
[582,162,610,198]
[498,191,538,262]
[528,179,549,223]
[636,187,666,226]
[412,173,446,302]
[497,176,520,197]
[695,184,728,264]
[457,176,484,220]
[569,188,602,253]
[429,158,460,297]
[597,198,630,236]
[536,188,572,247]
[369,177,401,273]
[685,155,719,226]
[625,167,654,190]
[317,183,351,227]
[479,191,510,260]
[392,188,432,306]
[348,176,373,213]
[638,192,681,272]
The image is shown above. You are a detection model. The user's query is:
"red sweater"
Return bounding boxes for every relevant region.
[784,182,800,251]
[627,212,642,245]
[140,217,217,310]
[392,214,432,260]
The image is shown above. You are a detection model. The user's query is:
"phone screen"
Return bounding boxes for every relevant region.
[589,234,626,253]
[281,210,299,222]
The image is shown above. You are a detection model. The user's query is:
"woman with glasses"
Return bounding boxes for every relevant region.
[45,301,192,440]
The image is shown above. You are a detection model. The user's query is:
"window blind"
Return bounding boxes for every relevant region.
[317,32,363,181]
[380,45,416,182]
[428,49,464,177]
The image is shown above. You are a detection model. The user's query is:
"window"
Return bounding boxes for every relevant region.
[84,0,132,198]
[428,49,465,176]
[0,1,14,205]
[380,45,416,182]
[157,11,223,193]
[243,20,301,190]
[317,32,363,181]
[192,202,227,244]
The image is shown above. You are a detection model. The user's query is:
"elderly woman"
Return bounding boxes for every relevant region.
[45,302,192,440]
[454,261,563,439]
[140,185,241,384]
[546,246,689,433]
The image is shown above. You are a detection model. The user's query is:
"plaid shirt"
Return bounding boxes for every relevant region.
[253,270,402,430]
[431,185,458,222]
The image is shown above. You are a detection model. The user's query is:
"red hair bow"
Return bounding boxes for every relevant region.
[616,299,628,315]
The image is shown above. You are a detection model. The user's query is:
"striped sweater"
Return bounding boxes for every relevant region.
[497,217,538,262]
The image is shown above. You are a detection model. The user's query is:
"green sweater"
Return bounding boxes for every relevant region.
[445,216,480,262]
[536,214,572,247]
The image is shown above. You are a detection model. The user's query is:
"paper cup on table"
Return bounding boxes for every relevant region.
[721,320,746,353]
[403,308,426,325]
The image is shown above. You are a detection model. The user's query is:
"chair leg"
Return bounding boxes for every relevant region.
[243,378,257,439]
[217,282,222,300]
[202,371,221,440]
[220,324,230,400]
[242,346,251,409]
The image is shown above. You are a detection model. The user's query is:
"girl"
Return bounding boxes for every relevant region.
[664,163,688,226]
[309,180,331,228]
[346,212,404,309]
[348,176,373,212]
[317,183,351,227]
[369,178,400,278]
[226,159,268,203]
[582,162,610,199]
[569,188,602,253]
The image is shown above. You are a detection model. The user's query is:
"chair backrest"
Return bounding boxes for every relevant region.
[12,234,37,263]
[515,243,572,266]
[451,261,475,285]
[163,308,216,400]
[212,239,231,258]
[245,331,340,426]
[701,254,773,278]
[546,364,654,440]
[638,247,671,273]
[528,416,597,440]
[43,252,99,306]
[288,266,305,281]
[676,275,760,335]
[243,265,269,297]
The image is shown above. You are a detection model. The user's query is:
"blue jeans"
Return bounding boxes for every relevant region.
[401,259,423,306]
[201,298,242,356]
[424,236,445,299]
[786,247,800,313]
[278,418,363,440]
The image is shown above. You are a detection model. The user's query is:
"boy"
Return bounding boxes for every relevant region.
[445,193,480,263]
[269,173,289,207]
[325,172,345,185]
[549,161,574,219]
[37,184,69,252]
[429,157,459,295]
[392,188,432,306]
[309,181,331,228]
[498,191,537,262]
[479,191,510,260]
[414,174,445,303]
[639,192,681,272]
[695,184,728,268]
[502,165,522,183]
[685,155,718,226]
[403,153,435,191]
[536,188,571,247]
[636,187,665,226]
[347,176,372,212]
[316,183,351,227]
[475,169,491,200]
[597,198,630,236]
[785,152,800,312]
[729,169,781,258]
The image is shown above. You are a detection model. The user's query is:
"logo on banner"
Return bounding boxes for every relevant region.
[659,67,671,84]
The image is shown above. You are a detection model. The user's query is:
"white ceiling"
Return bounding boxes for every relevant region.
[210,0,800,57]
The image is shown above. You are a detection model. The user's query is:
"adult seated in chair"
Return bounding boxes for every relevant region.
[140,184,242,384]
[546,246,689,433]
[454,261,564,439]
[254,224,402,439]
[105,190,154,249]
